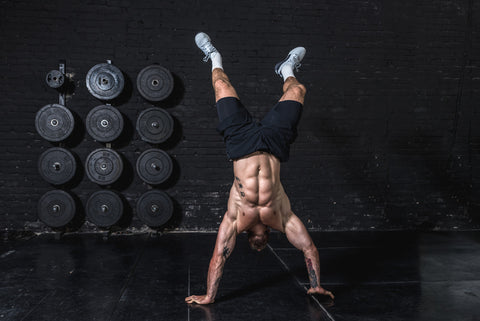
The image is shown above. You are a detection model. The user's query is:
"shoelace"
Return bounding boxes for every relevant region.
[290,54,302,72]
[201,42,217,62]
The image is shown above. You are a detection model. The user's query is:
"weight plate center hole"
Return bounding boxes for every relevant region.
[53,162,61,171]
[100,119,109,127]
[152,79,159,87]
[51,119,59,126]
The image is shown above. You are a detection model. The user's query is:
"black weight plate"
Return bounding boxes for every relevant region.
[86,63,125,100]
[86,105,124,142]
[38,190,76,227]
[136,107,174,144]
[86,190,123,227]
[136,149,173,185]
[85,148,123,185]
[136,65,174,101]
[136,190,173,227]
[35,104,75,142]
[46,70,65,88]
[38,147,77,185]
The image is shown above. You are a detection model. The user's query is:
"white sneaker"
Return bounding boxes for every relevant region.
[274,47,306,78]
[195,32,218,62]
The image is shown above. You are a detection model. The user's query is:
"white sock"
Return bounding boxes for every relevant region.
[211,52,223,71]
[281,63,295,81]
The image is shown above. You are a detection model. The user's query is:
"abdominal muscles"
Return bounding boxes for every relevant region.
[232,153,285,231]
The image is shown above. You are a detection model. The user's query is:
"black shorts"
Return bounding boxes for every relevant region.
[216,97,303,162]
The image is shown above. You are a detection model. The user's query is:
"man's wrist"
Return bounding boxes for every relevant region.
[205,294,215,301]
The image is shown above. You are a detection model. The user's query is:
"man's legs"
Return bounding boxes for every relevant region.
[212,68,239,103]
[195,32,240,103]
[275,47,307,104]
[280,77,306,105]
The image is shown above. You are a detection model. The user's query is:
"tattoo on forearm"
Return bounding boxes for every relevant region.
[306,258,319,288]
[223,246,230,258]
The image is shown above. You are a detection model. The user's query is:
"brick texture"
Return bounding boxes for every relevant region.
[0,0,479,232]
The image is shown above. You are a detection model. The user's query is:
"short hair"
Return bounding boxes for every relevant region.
[247,228,270,251]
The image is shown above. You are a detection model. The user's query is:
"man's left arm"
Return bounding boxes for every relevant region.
[284,214,334,299]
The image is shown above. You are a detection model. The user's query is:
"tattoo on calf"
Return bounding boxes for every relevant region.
[306,258,319,288]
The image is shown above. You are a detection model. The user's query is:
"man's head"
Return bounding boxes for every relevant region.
[247,224,270,251]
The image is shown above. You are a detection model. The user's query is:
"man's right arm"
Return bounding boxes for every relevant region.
[185,213,237,305]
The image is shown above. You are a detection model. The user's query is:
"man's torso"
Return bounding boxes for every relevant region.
[227,151,292,233]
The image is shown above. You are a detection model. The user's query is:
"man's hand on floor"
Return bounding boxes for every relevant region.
[185,294,215,305]
[307,286,335,299]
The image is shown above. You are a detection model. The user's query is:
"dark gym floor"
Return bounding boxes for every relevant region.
[1,231,480,321]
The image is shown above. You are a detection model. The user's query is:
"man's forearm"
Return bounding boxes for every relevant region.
[304,247,321,289]
[205,255,226,301]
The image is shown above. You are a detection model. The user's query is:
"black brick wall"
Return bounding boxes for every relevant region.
[0,0,479,232]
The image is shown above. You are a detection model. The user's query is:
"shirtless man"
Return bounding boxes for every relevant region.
[185,32,334,305]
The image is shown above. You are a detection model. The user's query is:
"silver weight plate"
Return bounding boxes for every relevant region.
[136,107,174,144]
[86,190,123,227]
[136,65,174,101]
[86,63,125,100]
[136,190,173,227]
[86,105,124,142]
[35,104,75,142]
[85,148,123,185]
[46,70,65,88]
[136,149,173,185]
[38,147,77,185]
[38,190,76,227]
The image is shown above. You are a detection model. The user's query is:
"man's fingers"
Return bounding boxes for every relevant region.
[326,291,335,299]
[307,288,335,300]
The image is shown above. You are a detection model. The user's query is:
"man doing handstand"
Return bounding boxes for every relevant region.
[185,32,334,305]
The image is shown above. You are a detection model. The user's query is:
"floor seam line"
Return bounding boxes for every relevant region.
[19,289,55,321]
[267,244,336,321]
[108,240,147,321]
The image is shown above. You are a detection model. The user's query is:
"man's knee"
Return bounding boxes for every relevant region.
[213,77,233,93]
[213,77,238,101]
[289,83,306,98]
[281,83,306,103]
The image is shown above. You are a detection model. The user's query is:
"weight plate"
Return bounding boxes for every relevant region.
[136,149,173,185]
[38,147,77,185]
[136,190,173,227]
[136,65,174,101]
[86,63,125,100]
[86,190,123,227]
[35,104,75,142]
[38,190,76,227]
[46,70,65,88]
[86,105,124,142]
[136,107,174,144]
[85,148,123,185]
